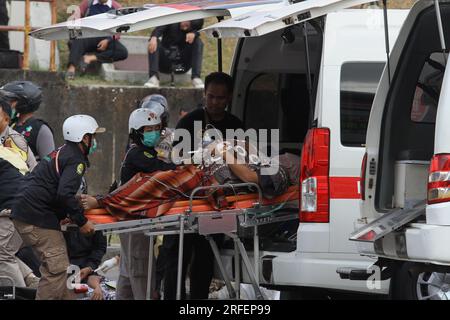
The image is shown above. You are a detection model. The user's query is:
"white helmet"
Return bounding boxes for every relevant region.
[63,114,105,142]
[128,105,164,133]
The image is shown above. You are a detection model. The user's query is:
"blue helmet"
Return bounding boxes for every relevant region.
[139,94,169,127]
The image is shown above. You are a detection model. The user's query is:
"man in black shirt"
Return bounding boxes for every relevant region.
[144,20,204,89]
[12,114,105,300]
[64,228,107,300]
[163,72,244,300]
[173,71,243,162]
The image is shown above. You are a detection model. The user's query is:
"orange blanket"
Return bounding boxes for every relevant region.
[96,165,215,220]
[86,185,299,224]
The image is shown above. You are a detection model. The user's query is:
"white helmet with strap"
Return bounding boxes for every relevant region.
[128,104,164,133]
[63,115,105,142]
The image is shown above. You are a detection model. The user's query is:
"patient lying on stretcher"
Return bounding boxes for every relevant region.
[81,141,300,220]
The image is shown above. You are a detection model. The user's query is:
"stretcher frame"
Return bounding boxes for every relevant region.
[94,182,299,300]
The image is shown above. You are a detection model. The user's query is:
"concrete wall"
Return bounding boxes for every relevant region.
[0,70,204,194]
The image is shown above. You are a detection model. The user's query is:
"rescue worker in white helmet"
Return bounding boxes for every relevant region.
[11,114,104,300]
[117,104,176,300]
[81,104,175,300]
[123,93,171,154]
[0,80,55,161]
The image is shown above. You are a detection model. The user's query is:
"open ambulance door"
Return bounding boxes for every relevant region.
[202,0,376,38]
[30,0,377,41]
[29,0,288,40]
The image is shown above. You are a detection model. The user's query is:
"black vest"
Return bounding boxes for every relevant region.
[13,117,52,160]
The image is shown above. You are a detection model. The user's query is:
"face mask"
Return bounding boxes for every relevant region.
[88,138,97,155]
[142,131,160,147]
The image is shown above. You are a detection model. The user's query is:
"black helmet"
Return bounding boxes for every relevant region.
[0,81,42,114]
[0,97,12,119]
[139,94,170,128]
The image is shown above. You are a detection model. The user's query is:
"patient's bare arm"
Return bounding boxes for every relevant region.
[228,164,258,183]
[223,150,259,184]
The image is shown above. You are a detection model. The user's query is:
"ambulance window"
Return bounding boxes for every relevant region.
[245,73,310,143]
[410,52,446,124]
[340,62,385,147]
[245,74,279,131]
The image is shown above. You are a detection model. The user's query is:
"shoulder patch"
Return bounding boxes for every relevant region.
[76,163,85,175]
[144,151,154,159]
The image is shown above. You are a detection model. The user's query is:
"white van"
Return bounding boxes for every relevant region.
[32,0,408,298]
[352,0,450,300]
[209,4,407,297]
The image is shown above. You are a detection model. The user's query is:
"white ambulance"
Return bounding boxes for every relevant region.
[206,1,407,297]
[31,0,408,297]
[351,0,450,300]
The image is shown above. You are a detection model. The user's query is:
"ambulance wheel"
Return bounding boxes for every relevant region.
[390,262,450,300]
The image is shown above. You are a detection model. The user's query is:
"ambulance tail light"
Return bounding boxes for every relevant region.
[300,128,330,223]
[428,154,450,204]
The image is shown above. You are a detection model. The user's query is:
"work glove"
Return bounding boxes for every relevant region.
[94,256,119,273]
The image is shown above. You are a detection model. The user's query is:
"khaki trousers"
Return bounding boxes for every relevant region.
[0,212,25,288]
[116,232,153,300]
[13,219,76,300]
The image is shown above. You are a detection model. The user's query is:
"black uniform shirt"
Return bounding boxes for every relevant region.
[64,228,107,271]
[11,142,88,230]
[174,107,244,153]
[120,144,176,185]
[151,19,204,47]
[0,159,23,211]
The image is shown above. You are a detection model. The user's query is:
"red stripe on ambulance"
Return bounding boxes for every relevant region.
[329,177,361,199]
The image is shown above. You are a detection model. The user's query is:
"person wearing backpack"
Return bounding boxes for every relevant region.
[65,0,128,80]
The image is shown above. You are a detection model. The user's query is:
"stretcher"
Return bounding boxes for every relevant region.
[88,183,299,300]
